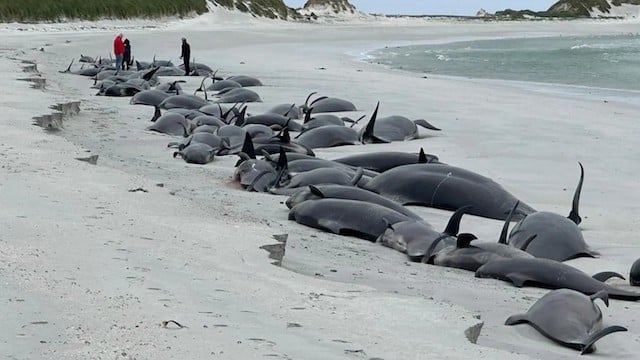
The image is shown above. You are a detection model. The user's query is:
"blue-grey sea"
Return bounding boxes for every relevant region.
[367,34,640,103]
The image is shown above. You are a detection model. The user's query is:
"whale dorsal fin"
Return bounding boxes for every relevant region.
[303,91,317,111]
[284,103,296,118]
[308,185,325,198]
[240,133,256,159]
[310,95,328,106]
[360,102,383,144]
[271,147,289,188]
[443,205,472,236]
[592,272,625,284]
[456,233,478,248]
[499,201,519,244]
[568,162,584,225]
[233,106,247,127]
[423,233,450,264]
[418,148,427,164]
[276,147,288,171]
[303,107,313,124]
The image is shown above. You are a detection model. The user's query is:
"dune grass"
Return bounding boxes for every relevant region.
[0,0,208,22]
[213,0,300,19]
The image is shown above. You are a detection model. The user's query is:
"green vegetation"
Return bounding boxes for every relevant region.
[211,0,300,19]
[495,0,640,19]
[0,0,208,22]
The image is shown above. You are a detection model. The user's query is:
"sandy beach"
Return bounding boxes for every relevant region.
[2,6,640,359]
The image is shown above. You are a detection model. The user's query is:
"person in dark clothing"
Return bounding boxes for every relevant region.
[122,39,131,70]
[180,37,191,76]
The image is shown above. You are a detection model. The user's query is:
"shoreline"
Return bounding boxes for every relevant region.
[3,12,640,359]
[359,33,640,107]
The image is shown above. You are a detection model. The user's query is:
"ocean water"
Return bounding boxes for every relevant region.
[367,34,640,94]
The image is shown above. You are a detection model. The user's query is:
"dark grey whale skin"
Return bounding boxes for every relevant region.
[364,163,536,221]
[476,257,640,301]
[505,289,627,354]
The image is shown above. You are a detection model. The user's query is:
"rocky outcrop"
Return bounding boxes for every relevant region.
[303,0,356,14]
[475,8,491,17]
[495,0,640,19]
[547,0,612,17]
[547,0,640,17]
[209,0,301,20]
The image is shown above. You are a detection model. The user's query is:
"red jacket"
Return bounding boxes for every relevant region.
[113,36,124,55]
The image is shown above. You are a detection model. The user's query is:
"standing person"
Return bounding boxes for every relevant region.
[179,37,191,76]
[122,38,131,70]
[113,33,124,74]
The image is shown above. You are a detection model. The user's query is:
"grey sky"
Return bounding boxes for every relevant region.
[283,1,559,16]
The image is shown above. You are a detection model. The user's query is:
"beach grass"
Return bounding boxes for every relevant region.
[214,0,300,19]
[0,0,208,22]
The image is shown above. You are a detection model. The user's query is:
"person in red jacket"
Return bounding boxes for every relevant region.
[113,33,124,74]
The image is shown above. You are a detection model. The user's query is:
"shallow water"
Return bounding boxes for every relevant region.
[368,34,640,93]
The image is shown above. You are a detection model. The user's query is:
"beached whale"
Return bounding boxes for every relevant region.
[364,163,536,221]
[270,167,366,196]
[207,79,242,92]
[294,125,360,149]
[213,88,262,103]
[173,143,217,165]
[505,289,627,354]
[425,232,536,272]
[505,163,597,261]
[167,133,229,151]
[302,92,357,113]
[288,198,413,242]
[378,206,469,261]
[358,102,440,144]
[226,75,263,87]
[333,148,440,172]
[631,258,640,286]
[285,184,420,220]
[147,112,189,137]
[267,103,303,119]
[475,257,640,301]
[159,94,209,110]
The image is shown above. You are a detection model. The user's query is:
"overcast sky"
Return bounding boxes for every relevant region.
[283,1,559,16]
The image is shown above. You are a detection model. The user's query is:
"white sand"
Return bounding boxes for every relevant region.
[2,7,640,360]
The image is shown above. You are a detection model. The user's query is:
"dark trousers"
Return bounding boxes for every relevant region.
[184,58,190,76]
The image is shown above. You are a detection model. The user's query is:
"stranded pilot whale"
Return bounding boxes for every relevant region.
[475,257,640,301]
[364,163,535,221]
[505,289,627,354]
[505,163,598,261]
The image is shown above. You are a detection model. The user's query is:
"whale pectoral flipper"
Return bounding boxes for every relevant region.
[414,119,441,131]
[589,290,610,307]
[579,326,627,355]
[519,234,538,252]
[506,273,530,287]
[318,218,343,235]
[504,314,528,326]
